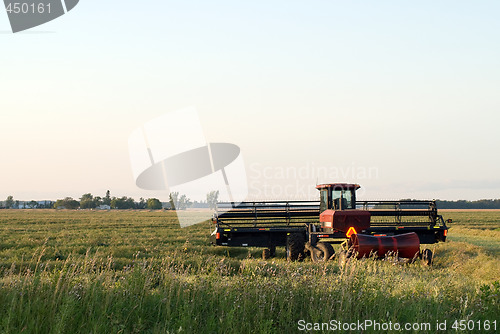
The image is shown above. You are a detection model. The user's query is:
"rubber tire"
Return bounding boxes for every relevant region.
[314,242,334,262]
[262,248,271,260]
[422,249,433,266]
[286,233,305,262]
[269,245,276,257]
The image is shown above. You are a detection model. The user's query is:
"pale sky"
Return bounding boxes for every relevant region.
[1,1,499,202]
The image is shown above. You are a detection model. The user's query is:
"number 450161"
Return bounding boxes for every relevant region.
[452,320,497,331]
[5,3,51,14]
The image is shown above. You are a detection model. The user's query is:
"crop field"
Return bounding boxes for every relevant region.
[0,209,498,333]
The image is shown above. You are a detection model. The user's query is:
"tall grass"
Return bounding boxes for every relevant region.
[0,210,498,333]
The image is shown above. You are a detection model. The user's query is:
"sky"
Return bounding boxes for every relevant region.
[1,0,499,202]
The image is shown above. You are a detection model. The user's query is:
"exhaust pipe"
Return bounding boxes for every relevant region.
[349,232,420,259]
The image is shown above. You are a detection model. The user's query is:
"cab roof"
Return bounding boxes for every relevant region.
[316,183,361,190]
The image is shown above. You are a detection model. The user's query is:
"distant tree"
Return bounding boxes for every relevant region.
[80,193,97,209]
[137,197,146,209]
[126,197,135,209]
[5,196,14,209]
[14,200,19,209]
[29,200,38,209]
[67,198,79,209]
[178,194,192,210]
[147,198,162,210]
[169,192,178,210]
[54,197,79,209]
[110,196,136,209]
[206,190,219,210]
[103,190,111,205]
[169,192,192,210]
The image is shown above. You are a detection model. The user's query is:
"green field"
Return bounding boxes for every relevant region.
[0,210,498,333]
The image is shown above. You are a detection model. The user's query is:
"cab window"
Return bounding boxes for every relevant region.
[342,190,354,209]
[332,190,342,210]
[320,189,328,212]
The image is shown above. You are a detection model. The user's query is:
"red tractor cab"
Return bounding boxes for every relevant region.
[317,183,370,236]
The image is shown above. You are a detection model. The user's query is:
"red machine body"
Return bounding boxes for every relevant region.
[349,232,421,259]
[320,209,371,233]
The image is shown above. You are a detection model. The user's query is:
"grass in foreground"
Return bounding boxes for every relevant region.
[0,210,498,333]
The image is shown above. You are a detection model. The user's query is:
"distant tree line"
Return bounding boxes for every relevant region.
[54,191,165,210]
[0,196,54,209]
[435,199,500,209]
[0,191,164,210]
[373,198,500,210]
[1,190,221,210]
[2,192,499,210]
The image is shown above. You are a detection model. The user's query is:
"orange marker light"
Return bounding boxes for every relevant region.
[216,233,221,239]
[443,230,448,236]
[346,227,357,238]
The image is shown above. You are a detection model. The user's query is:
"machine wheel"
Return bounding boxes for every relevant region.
[313,242,334,262]
[421,249,433,266]
[262,248,271,260]
[286,233,305,262]
[269,245,276,257]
